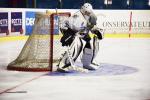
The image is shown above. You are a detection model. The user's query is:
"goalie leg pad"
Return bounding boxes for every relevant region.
[90,36,100,64]
[57,36,86,70]
[82,36,100,70]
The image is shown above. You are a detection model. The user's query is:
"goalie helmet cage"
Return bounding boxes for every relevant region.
[7,12,71,72]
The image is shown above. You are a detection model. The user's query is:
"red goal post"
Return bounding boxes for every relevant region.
[49,12,71,71]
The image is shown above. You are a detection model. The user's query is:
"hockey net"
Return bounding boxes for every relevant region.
[7,12,71,72]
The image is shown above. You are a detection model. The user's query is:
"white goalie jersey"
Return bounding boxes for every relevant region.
[60,11,92,37]
[60,10,103,39]
[67,11,88,32]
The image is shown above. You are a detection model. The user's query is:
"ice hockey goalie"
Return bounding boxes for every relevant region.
[57,3,104,72]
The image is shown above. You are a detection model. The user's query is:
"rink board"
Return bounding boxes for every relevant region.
[0,33,150,43]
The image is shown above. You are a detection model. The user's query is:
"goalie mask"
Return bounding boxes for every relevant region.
[81,3,93,15]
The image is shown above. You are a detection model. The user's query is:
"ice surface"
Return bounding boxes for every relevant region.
[0,38,150,100]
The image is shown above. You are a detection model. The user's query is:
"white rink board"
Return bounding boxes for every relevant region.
[96,10,150,34]
[0,8,150,36]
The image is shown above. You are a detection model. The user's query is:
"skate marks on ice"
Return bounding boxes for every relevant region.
[48,63,138,76]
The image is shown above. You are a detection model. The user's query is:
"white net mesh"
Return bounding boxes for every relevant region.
[7,12,70,71]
